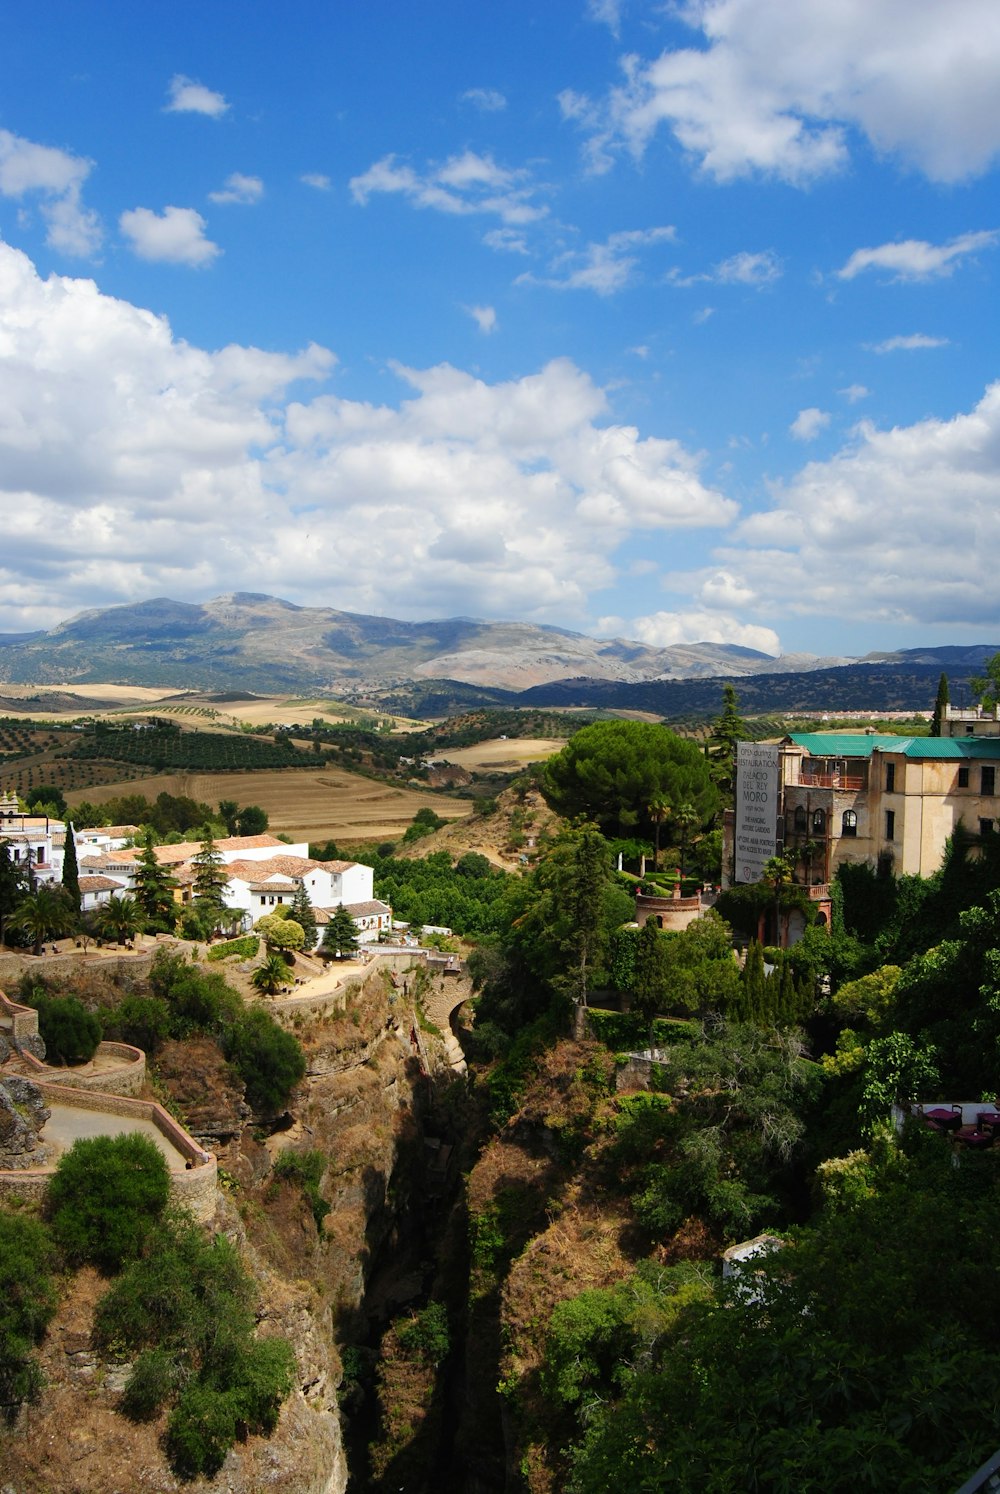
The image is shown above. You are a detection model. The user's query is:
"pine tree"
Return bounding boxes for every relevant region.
[290,882,317,951]
[708,684,747,803]
[322,904,359,959]
[931,672,949,736]
[62,824,81,916]
[133,830,178,927]
[191,832,228,924]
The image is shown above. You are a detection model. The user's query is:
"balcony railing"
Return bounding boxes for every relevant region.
[797,771,864,790]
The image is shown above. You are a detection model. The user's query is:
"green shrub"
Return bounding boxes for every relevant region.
[105,995,171,1054]
[225,1008,305,1116]
[34,994,103,1065]
[396,1301,449,1366]
[0,1211,58,1415]
[165,1382,240,1479]
[225,1335,295,1434]
[121,1346,181,1422]
[47,1132,170,1272]
[207,935,260,962]
[272,1149,329,1229]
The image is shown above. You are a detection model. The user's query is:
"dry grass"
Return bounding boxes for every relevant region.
[428,737,565,771]
[64,765,471,845]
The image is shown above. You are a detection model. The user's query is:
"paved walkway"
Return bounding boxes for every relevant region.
[41,1104,189,1171]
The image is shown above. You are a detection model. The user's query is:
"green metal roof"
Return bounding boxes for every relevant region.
[787,732,1000,760]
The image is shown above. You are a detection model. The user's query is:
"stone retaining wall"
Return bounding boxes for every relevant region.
[0,1082,218,1221]
[16,1042,146,1097]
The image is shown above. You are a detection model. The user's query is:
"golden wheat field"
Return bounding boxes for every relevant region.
[64,766,471,846]
[429,737,565,771]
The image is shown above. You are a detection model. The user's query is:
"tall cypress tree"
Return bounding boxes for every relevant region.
[192,833,228,920]
[931,672,949,736]
[62,825,81,916]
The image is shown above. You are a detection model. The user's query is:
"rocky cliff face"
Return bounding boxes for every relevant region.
[0,959,469,1493]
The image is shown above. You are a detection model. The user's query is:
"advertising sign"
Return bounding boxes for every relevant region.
[734,741,779,884]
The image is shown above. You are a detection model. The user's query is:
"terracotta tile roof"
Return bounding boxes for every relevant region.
[222,855,321,882]
[342,900,391,917]
[79,852,132,871]
[118,833,290,866]
[79,875,124,892]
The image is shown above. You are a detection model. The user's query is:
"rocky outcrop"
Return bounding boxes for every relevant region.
[0,1075,51,1166]
[154,1036,251,1144]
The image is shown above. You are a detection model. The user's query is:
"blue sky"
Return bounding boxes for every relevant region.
[1,0,999,661]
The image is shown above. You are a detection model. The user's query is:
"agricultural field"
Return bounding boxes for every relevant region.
[426,737,565,772]
[64,766,471,846]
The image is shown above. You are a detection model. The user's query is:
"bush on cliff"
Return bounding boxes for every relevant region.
[47,1131,170,1272]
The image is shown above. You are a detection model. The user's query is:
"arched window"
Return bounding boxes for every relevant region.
[811,808,826,833]
[842,810,858,837]
[794,806,807,832]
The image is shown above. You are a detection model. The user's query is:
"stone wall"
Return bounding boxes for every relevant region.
[17,1042,146,1097]
[0,1081,218,1222]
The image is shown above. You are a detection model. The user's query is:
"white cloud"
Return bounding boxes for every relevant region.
[461,88,507,112]
[631,608,780,653]
[839,384,870,403]
[119,206,221,267]
[869,333,949,354]
[300,173,332,191]
[713,249,782,285]
[0,128,101,257]
[483,227,530,254]
[587,0,623,36]
[349,151,547,228]
[0,242,738,633]
[838,230,999,281]
[703,381,1000,631]
[564,0,1000,184]
[165,74,229,117]
[790,407,830,441]
[518,225,676,295]
[208,173,264,205]
[466,304,497,333]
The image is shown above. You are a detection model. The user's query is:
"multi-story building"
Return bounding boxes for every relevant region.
[779,729,1000,883]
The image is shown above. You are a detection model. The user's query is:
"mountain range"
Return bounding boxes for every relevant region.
[0,593,994,717]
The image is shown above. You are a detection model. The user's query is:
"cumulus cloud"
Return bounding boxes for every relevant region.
[165,75,229,117]
[869,332,949,353]
[119,206,221,267]
[713,249,782,285]
[631,608,780,653]
[0,128,101,257]
[208,173,264,205]
[518,225,676,295]
[839,384,870,403]
[703,381,1000,631]
[349,151,547,227]
[838,229,999,281]
[461,87,507,112]
[300,173,331,190]
[466,304,497,333]
[0,242,737,633]
[562,0,1000,184]
[790,407,830,441]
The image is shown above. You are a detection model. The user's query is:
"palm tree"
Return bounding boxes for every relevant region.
[647,794,671,873]
[9,884,76,956]
[252,951,291,995]
[98,895,143,947]
[761,854,794,949]
[676,802,700,882]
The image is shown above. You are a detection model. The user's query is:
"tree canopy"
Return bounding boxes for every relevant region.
[541,720,717,840]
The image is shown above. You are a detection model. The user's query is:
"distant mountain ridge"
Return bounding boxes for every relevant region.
[0,593,993,716]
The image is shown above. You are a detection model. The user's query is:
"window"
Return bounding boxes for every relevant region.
[885,809,895,840]
[958,765,970,788]
[885,763,895,793]
[983,766,996,796]
[811,808,826,833]
[980,819,996,838]
[794,806,807,832]
[842,810,858,837]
